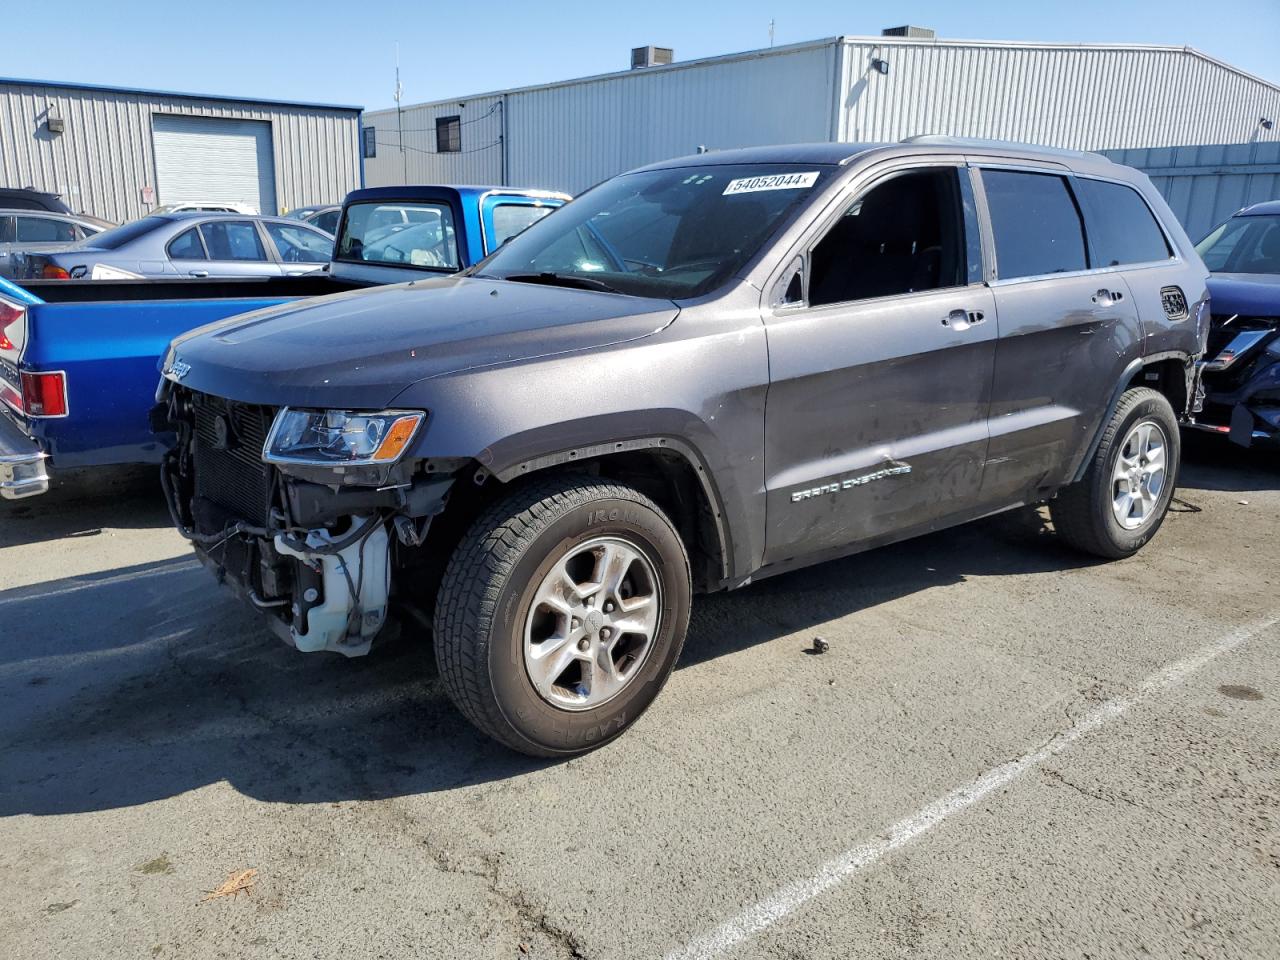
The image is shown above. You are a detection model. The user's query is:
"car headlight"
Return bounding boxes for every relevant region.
[263,408,425,465]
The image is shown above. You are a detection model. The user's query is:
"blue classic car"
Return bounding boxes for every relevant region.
[0,185,568,498]
[1191,200,1280,446]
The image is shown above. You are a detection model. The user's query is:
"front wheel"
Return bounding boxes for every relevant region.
[1050,387,1181,559]
[433,475,692,756]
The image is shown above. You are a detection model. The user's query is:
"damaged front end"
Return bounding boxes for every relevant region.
[155,384,452,656]
[1188,312,1280,447]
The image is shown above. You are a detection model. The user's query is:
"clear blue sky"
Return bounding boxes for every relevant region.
[9,0,1279,111]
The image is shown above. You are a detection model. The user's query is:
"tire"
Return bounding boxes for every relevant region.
[433,475,692,757]
[1050,387,1181,559]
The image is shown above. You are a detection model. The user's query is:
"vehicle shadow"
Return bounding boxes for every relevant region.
[1180,431,1280,494]
[0,506,1098,817]
[0,465,172,548]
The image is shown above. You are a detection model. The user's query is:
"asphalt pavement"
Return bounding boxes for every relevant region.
[1,440,1277,960]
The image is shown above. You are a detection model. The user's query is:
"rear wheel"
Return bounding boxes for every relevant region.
[1050,387,1180,559]
[433,475,691,756]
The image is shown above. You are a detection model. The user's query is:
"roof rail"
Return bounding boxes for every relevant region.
[900,135,1111,162]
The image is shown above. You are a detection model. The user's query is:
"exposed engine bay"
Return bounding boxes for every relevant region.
[1193,312,1280,446]
[155,385,452,656]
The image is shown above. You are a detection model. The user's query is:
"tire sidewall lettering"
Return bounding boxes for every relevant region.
[490,494,690,753]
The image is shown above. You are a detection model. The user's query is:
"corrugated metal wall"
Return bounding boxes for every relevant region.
[364,37,1280,200]
[835,40,1280,150]
[506,43,838,194]
[1102,141,1280,241]
[362,94,505,188]
[363,41,838,194]
[0,80,362,223]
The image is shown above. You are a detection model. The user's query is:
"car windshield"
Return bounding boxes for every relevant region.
[477,164,832,298]
[1196,214,1280,275]
[84,216,169,250]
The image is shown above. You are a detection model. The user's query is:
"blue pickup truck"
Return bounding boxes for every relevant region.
[0,185,568,498]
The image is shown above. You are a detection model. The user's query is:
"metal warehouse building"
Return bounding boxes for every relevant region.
[364,30,1280,237]
[0,77,364,224]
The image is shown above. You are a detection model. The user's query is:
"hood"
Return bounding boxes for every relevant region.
[1207,273,1280,319]
[167,276,679,408]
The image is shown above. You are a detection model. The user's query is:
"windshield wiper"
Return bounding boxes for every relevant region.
[500,272,623,294]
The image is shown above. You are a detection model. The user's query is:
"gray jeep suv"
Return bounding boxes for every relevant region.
[157,139,1209,756]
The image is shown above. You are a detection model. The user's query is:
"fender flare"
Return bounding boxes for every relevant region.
[1070,351,1191,483]
[491,434,736,582]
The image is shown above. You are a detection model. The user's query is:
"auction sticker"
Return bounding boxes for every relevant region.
[723,171,820,195]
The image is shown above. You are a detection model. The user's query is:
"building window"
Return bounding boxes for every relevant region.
[362,126,377,159]
[436,116,461,153]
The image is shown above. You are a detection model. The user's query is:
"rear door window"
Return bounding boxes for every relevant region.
[198,221,267,261]
[1075,179,1172,267]
[14,216,77,243]
[981,170,1088,280]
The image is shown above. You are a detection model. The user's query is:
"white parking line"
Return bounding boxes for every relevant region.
[665,616,1279,960]
[0,560,201,607]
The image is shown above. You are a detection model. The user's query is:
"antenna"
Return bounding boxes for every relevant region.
[769,19,775,47]
[394,43,406,181]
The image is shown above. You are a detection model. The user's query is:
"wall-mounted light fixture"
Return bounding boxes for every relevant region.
[45,115,65,134]
[1262,117,1275,130]
[871,57,890,76]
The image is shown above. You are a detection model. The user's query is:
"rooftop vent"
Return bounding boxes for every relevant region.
[882,25,935,39]
[631,45,674,69]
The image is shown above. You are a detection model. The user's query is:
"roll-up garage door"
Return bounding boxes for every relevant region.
[152,115,277,214]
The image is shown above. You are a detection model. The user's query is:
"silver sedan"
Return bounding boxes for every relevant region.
[19,212,334,280]
[0,210,110,279]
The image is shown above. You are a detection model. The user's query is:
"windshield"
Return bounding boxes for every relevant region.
[336,201,460,271]
[1196,214,1280,275]
[84,216,169,250]
[478,164,832,298]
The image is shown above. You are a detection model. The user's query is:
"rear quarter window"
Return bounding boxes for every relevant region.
[167,227,205,260]
[1075,179,1172,267]
[982,170,1088,280]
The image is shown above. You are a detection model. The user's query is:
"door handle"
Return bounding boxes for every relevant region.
[188,270,209,278]
[1091,288,1124,305]
[942,308,985,330]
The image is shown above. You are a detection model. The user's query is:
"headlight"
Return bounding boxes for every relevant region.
[263,408,425,466]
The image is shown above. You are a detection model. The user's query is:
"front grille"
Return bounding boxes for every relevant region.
[191,393,277,529]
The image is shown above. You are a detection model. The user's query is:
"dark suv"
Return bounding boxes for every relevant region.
[0,188,75,215]
[1189,200,1280,446]
[157,139,1209,755]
